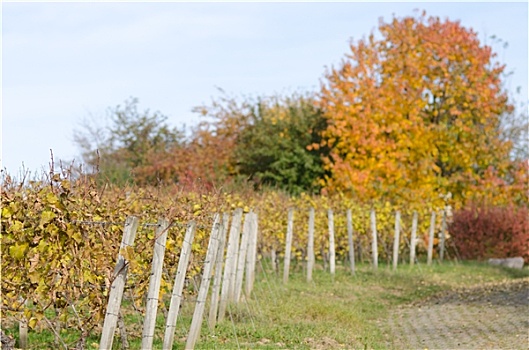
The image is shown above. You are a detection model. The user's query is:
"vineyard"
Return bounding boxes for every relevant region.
[0,169,474,349]
[4,9,529,349]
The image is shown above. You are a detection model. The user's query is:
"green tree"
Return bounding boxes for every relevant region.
[73,97,184,185]
[233,94,329,194]
[193,91,329,194]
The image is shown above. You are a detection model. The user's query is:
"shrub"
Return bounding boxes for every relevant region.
[449,204,529,263]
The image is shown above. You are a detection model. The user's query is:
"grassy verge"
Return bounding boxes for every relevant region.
[4,260,528,349]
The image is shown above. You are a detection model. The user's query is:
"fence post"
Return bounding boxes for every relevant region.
[283,208,294,284]
[185,214,221,350]
[328,209,336,275]
[370,209,378,270]
[218,208,242,319]
[234,213,251,302]
[162,221,196,350]
[439,208,447,262]
[427,211,436,265]
[392,211,401,271]
[208,213,229,330]
[245,212,259,298]
[271,249,277,274]
[307,207,315,282]
[141,218,169,350]
[410,211,418,266]
[99,216,140,350]
[346,209,355,275]
[19,299,28,349]
[228,209,243,301]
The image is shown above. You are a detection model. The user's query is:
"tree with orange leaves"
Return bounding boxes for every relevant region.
[319,11,514,207]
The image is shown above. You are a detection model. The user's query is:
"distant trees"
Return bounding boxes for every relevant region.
[73,11,527,207]
[74,97,185,185]
[74,93,328,194]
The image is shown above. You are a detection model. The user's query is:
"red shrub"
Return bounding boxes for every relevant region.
[449,204,529,263]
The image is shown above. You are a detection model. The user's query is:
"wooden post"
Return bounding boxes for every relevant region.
[19,299,28,349]
[328,209,336,275]
[19,321,27,349]
[439,208,447,262]
[208,214,229,329]
[427,211,436,265]
[410,211,418,266]
[185,215,221,350]
[346,209,355,275]
[141,218,169,350]
[283,208,294,284]
[271,249,277,274]
[370,209,378,270]
[163,221,196,350]
[219,208,242,308]
[392,211,401,271]
[245,212,258,298]
[234,213,251,303]
[218,208,242,320]
[307,207,315,282]
[100,216,140,350]
[117,311,129,350]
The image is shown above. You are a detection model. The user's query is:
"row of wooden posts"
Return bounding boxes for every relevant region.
[15,206,448,349]
[96,206,446,349]
[281,208,448,283]
[12,204,449,350]
[99,208,258,350]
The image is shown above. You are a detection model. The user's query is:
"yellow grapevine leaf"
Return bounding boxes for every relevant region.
[28,317,39,329]
[46,192,59,205]
[10,220,24,233]
[9,243,29,260]
[72,232,83,244]
[1,206,13,219]
[28,271,41,284]
[39,210,56,227]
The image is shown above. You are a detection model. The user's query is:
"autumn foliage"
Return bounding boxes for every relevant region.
[4,10,529,349]
[319,12,514,207]
[449,204,529,263]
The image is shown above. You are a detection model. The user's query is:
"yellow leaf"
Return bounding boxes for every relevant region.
[9,243,28,260]
[28,317,39,329]
[37,240,48,253]
[10,220,24,233]
[29,271,40,284]
[46,192,59,205]
[166,238,175,251]
[39,210,56,227]
[72,232,83,244]
[2,206,13,218]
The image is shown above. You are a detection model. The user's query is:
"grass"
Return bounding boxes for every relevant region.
[4,260,528,349]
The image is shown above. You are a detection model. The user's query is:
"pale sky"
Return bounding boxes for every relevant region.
[2,1,528,175]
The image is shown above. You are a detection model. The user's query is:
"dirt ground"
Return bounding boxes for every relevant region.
[386,278,529,349]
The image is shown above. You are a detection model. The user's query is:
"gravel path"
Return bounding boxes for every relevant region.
[386,278,529,349]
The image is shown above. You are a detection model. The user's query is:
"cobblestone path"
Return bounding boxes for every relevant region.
[386,279,529,349]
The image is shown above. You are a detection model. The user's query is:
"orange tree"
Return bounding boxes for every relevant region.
[318,12,514,208]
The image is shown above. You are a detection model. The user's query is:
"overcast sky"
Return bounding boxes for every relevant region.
[2,1,528,175]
